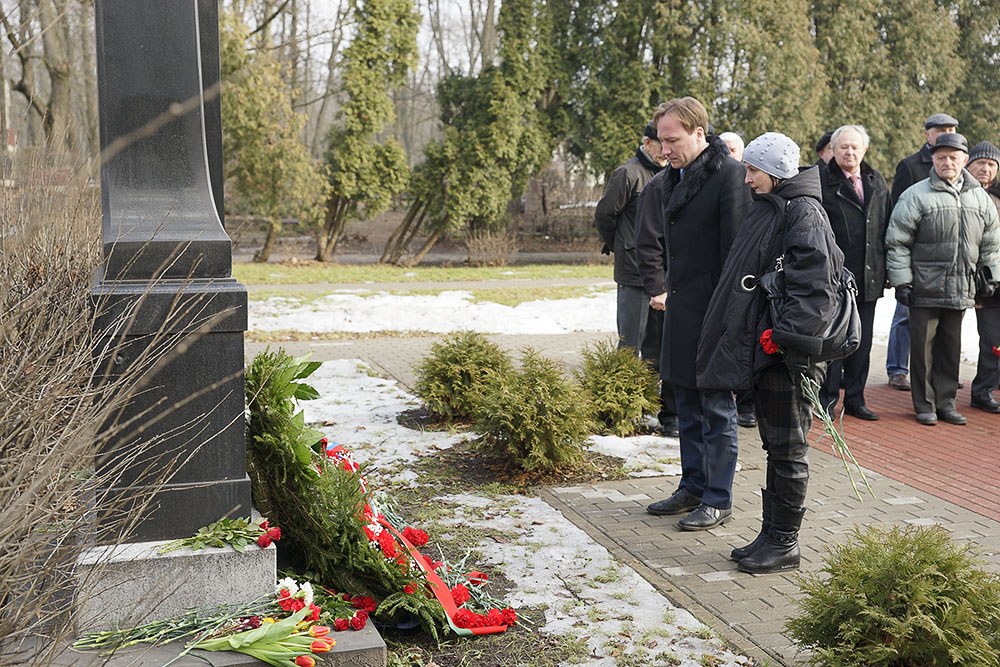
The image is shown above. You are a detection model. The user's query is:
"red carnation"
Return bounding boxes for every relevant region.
[290,598,306,612]
[760,328,780,355]
[401,527,429,546]
[404,583,416,594]
[453,608,475,629]
[469,613,486,628]
[378,531,398,558]
[450,583,470,607]
[501,608,517,625]
[333,618,349,631]
[342,593,353,602]
[350,615,366,630]
[994,345,1000,357]
[308,603,321,621]
[486,608,504,626]
[465,570,488,586]
[279,597,294,612]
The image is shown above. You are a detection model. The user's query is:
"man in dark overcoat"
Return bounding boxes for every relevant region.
[635,96,752,530]
[968,141,1000,413]
[594,122,678,436]
[818,125,892,420]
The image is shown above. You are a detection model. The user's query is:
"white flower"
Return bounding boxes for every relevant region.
[276,576,299,596]
[300,581,314,606]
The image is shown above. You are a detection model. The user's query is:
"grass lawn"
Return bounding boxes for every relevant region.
[234,262,612,285]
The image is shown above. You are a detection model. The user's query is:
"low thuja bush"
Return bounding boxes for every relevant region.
[414,330,513,419]
[786,524,1000,665]
[576,339,659,436]
[472,348,593,471]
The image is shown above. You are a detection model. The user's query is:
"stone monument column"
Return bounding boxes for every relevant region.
[91,0,250,543]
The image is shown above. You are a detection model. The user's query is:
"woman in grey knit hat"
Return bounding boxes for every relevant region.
[697,132,844,574]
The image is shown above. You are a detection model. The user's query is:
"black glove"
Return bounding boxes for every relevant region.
[601,244,611,256]
[895,285,913,307]
[784,349,811,376]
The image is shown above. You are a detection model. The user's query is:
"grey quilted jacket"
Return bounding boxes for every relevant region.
[886,168,1000,309]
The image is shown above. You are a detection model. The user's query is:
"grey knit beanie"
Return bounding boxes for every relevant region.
[968,141,1000,167]
[743,132,801,180]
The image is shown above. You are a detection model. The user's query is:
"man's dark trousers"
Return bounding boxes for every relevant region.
[909,306,964,413]
[820,300,878,410]
[617,284,678,420]
[972,307,1000,402]
[674,385,738,509]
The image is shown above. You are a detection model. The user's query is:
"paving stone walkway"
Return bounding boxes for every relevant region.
[247,321,1000,666]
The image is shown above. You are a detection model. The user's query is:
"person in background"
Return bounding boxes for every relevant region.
[719,132,745,162]
[886,133,1000,426]
[814,130,834,165]
[817,125,891,420]
[636,97,751,530]
[594,121,679,436]
[697,132,843,574]
[885,113,961,392]
[719,130,757,428]
[967,141,1000,414]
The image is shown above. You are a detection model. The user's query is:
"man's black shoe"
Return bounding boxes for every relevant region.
[916,412,938,426]
[677,504,732,531]
[647,488,701,516]
[938,409,967,425]
[737,412,757,428]
[844,405,879,421]
[657,416,680,438]
[971,396,1000,414]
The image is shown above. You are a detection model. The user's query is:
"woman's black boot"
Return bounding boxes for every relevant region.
[730,488,772,561]
[737,500,805,574]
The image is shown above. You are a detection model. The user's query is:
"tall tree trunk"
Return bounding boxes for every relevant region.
[380,197,423,263]
[254,220,280,262]
[390,205,428,264]
[403,227,443,266]
[38,0,76,153]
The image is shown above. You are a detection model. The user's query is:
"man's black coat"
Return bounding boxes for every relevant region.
[635,136,751,388]
[891,143,933,205]
[819,158,892,303]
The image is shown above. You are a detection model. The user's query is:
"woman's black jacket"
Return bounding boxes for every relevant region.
[696,166,845,392]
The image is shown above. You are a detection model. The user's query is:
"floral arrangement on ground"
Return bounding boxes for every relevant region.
[244,348,518,641]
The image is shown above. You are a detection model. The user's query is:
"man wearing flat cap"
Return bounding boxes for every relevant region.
[886,133,1000,426]
[884,113,961,392]
[814,130,834,165]
[967,141,1000,413]
[594,121,679,436]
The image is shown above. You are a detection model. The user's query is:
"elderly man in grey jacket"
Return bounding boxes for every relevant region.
[886,133,1000,426]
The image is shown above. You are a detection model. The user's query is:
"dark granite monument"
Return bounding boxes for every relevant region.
[91,0,249,542]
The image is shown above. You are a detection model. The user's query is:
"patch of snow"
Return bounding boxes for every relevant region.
[437,494,751,667]
[588,434,682,477]
[249,290,617,335]
[301,359,463,485]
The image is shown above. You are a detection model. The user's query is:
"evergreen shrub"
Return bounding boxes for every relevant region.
[414,331,512,419]
[576,339,658,436]
[786,525,1000,665]
[472,348,593,471]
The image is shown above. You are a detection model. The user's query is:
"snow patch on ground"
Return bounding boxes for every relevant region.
[302,359,748,664]
[249,289,617,335]
[437,493,751,667]
[301,359,463,485]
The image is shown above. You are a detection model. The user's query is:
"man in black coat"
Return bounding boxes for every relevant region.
[635,97,752,530]
[594,122,678,436]
[818,125,892,420]
[968,141,1000,413]
[885,112,960,391]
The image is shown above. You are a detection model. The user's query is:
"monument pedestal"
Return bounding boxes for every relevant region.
[74,539,276,633]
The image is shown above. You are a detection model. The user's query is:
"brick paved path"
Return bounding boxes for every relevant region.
[247,301,1000,666]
